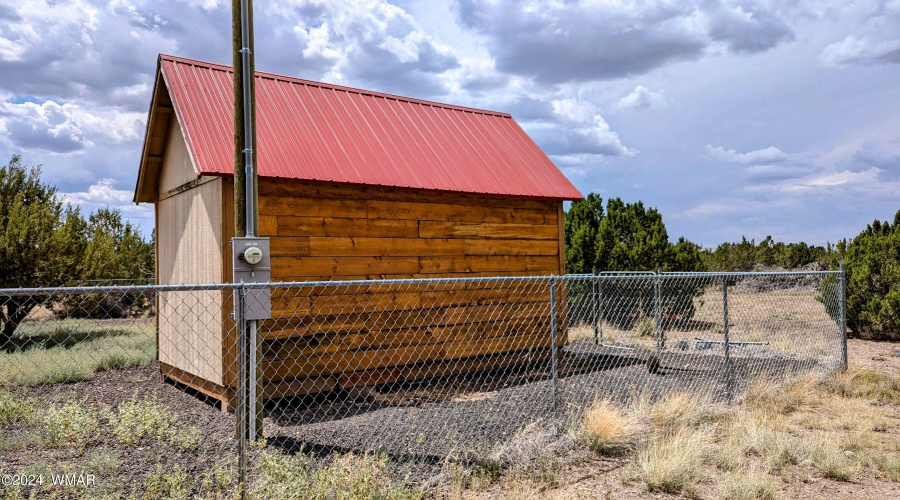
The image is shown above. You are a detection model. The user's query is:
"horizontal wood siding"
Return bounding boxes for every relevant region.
[254,180,564,383]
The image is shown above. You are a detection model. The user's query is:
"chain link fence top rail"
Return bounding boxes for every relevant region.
[0,271,845,497]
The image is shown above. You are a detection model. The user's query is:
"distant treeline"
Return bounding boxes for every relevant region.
[700,236,844,272]
[564,194,899,340]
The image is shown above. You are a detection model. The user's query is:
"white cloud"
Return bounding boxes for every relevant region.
[817,0,900,67]
[616,86,666,110]
[820,36,900,66]
[705,145,790,164]
[266,0,459,94]
[531,98,636,158]
[0,0,100,63]
[62,178,152,222]
[0,97,145,154]
[63,178,133,205]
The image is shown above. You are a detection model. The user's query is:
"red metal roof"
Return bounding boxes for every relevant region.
[154,54,582,200]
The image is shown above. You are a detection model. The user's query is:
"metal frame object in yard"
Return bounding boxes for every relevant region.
[0,269,846,498]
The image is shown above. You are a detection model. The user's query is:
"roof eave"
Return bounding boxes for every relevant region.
[133,58,166,204]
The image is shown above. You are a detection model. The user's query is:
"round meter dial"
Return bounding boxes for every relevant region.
[240,246,264,266]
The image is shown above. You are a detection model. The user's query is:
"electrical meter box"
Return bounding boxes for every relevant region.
[231,236,272,320]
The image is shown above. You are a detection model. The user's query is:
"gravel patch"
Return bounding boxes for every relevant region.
[263,341,835,460]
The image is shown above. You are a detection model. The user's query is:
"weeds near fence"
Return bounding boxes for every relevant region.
[253,449,423,500]
[109,397,202,451]
[0,389,234,499]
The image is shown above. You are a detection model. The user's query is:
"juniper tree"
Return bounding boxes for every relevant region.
[0,155,84,347]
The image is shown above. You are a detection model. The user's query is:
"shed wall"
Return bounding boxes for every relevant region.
[158,117,198,193]
[249,180,565,385]
[157,119,225,385]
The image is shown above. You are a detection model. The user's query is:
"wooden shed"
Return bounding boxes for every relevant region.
[133,54,583,409]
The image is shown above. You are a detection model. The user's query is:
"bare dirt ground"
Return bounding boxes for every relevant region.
[847,338,900,375]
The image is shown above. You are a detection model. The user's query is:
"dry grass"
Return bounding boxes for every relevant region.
[579,399,635,455]
[717,411,805,472]
[644,392,712,430]
[744,373,823,415]
[822,365,900,403]
[625,426,711,495]
[809,434,863,481]
[715,466,778,500]
[873,454,900,482]
[550,366,900,497]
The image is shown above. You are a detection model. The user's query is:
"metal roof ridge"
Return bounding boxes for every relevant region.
[158,53,513,119]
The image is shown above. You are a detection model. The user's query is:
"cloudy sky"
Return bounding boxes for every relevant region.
[0,0,897,247]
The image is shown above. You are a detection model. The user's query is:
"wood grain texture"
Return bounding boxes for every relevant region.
[257,180,555,211]
[255,180,562,386]
[155,174,569,400]
[418,221,558,240]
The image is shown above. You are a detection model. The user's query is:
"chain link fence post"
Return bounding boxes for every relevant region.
[235,284,254,500]
[722,275,732,402]
[550,275,558,422]
[838,262,848,371]
[592,273,599,345]
[655,269,663,351]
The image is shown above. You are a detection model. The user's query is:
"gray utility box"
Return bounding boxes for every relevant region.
[231,236,272,320]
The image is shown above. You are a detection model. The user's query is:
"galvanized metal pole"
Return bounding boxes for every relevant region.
[550,276,558,420]
[838,263,848,371]
[231,0,258,237]
[655,269,663,350]
[592,274,599,345]
[235,286,248,496]
[723,276,732,402]
[239,0,257,239]
[597,277,603,344]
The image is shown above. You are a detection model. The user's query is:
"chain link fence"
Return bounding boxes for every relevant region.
[0,271,845,497]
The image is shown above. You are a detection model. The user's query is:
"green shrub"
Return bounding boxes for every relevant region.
[111,397,176,445]
[0,389,31,425]
[842,211,900,340]
[42,400,98,450]
[254,449,422,500]
[145,464,193,500]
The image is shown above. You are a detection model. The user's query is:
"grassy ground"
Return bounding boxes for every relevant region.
[439,358,900,499]
[0,319,154,385]
[0,313,895,499]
